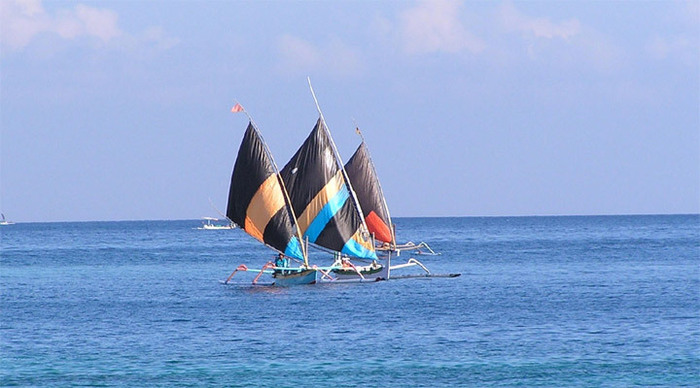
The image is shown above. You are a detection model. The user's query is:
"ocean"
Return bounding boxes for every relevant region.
[1,215,698,387]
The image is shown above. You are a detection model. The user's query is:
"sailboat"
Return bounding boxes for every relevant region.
[279,116,388,282]
[222,116,320,286]
[196,199,236,229]
[344,130,440,256]
[196,217,235,230]
[343,129,455,279]
[0,213,14,226]
[223,84,391,285]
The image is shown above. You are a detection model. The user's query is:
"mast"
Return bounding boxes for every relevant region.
[238,104,309,266]
[306,78,372,243]
[354,125,396,248]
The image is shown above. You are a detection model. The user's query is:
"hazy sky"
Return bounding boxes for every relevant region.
[1,0,698,222]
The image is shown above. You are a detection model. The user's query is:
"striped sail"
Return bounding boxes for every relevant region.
[280,119,377,260]
[345,141,393,244]
[226,122,304,260]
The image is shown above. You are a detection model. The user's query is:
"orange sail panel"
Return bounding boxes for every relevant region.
[226,123,304,260]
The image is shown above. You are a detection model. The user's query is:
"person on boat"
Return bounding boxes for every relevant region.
[274,253,288,274]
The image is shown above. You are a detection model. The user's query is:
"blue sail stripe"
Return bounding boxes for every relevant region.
[283,236,304,261]
[304,186,350,243]
[341,237,378,260]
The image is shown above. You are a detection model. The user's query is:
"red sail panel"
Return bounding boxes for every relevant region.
[344,142,393,243]
[365,211,392,243]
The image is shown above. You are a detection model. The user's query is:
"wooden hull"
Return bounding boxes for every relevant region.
[273,269,320,286]
[329,263,389,282]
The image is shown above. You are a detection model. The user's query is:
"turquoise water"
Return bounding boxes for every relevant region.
[1,215,699,386]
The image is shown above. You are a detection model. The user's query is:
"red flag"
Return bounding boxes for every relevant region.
[231,103,244,113]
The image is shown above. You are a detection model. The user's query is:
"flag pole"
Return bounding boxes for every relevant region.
[352,117,367,144]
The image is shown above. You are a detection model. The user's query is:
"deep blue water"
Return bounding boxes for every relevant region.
[1,215,698,387]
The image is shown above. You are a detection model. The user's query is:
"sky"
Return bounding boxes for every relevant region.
[1,0,698,222]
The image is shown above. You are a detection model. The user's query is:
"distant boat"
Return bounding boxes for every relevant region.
[0,213,14,226]
[197,217,234,230]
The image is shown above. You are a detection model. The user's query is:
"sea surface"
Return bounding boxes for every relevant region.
[1,215,698,387]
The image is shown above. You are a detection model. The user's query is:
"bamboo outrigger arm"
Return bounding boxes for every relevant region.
[331,257,367,280]
[380,241,440,256]
[389,258,431,274]
[224,264,250,284]
[252,262,276,285]
[343,260,366,280]
[311,265,335,281]
[223,262,277,285]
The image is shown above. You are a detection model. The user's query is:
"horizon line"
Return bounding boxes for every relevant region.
[4,213,698,224]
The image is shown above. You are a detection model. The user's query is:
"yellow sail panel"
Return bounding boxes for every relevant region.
[296,170,344,235]
[244,174,286,241]
[348,227,376,255]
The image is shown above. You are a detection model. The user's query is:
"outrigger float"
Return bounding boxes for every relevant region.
[222,79,459,286]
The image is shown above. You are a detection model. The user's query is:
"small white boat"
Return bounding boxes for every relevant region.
[197,217,234,230]
[0,213,14,226]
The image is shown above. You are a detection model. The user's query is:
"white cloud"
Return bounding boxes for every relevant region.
[398,0,485,54]
[498,3,580,40]
[0,0,122,50]
[644,2,699,65]
[277,34,322,72]
[494,3,624,71]
[0,0,177,53]
[276,34,363,76]
[142,26,180,51]
[646,34,697,67]
[74,4,121,42]
[1,0,48,50]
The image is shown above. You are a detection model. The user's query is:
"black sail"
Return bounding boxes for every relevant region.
[226,122,303,260]
[280,119,376,259]
[345,142,393,243]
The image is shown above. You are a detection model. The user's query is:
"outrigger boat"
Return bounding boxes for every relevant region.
[222,88,386,286]
[343,127,452,279]
[223,80,458,286]
[222,107,316,286]
[345,130,440,257]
